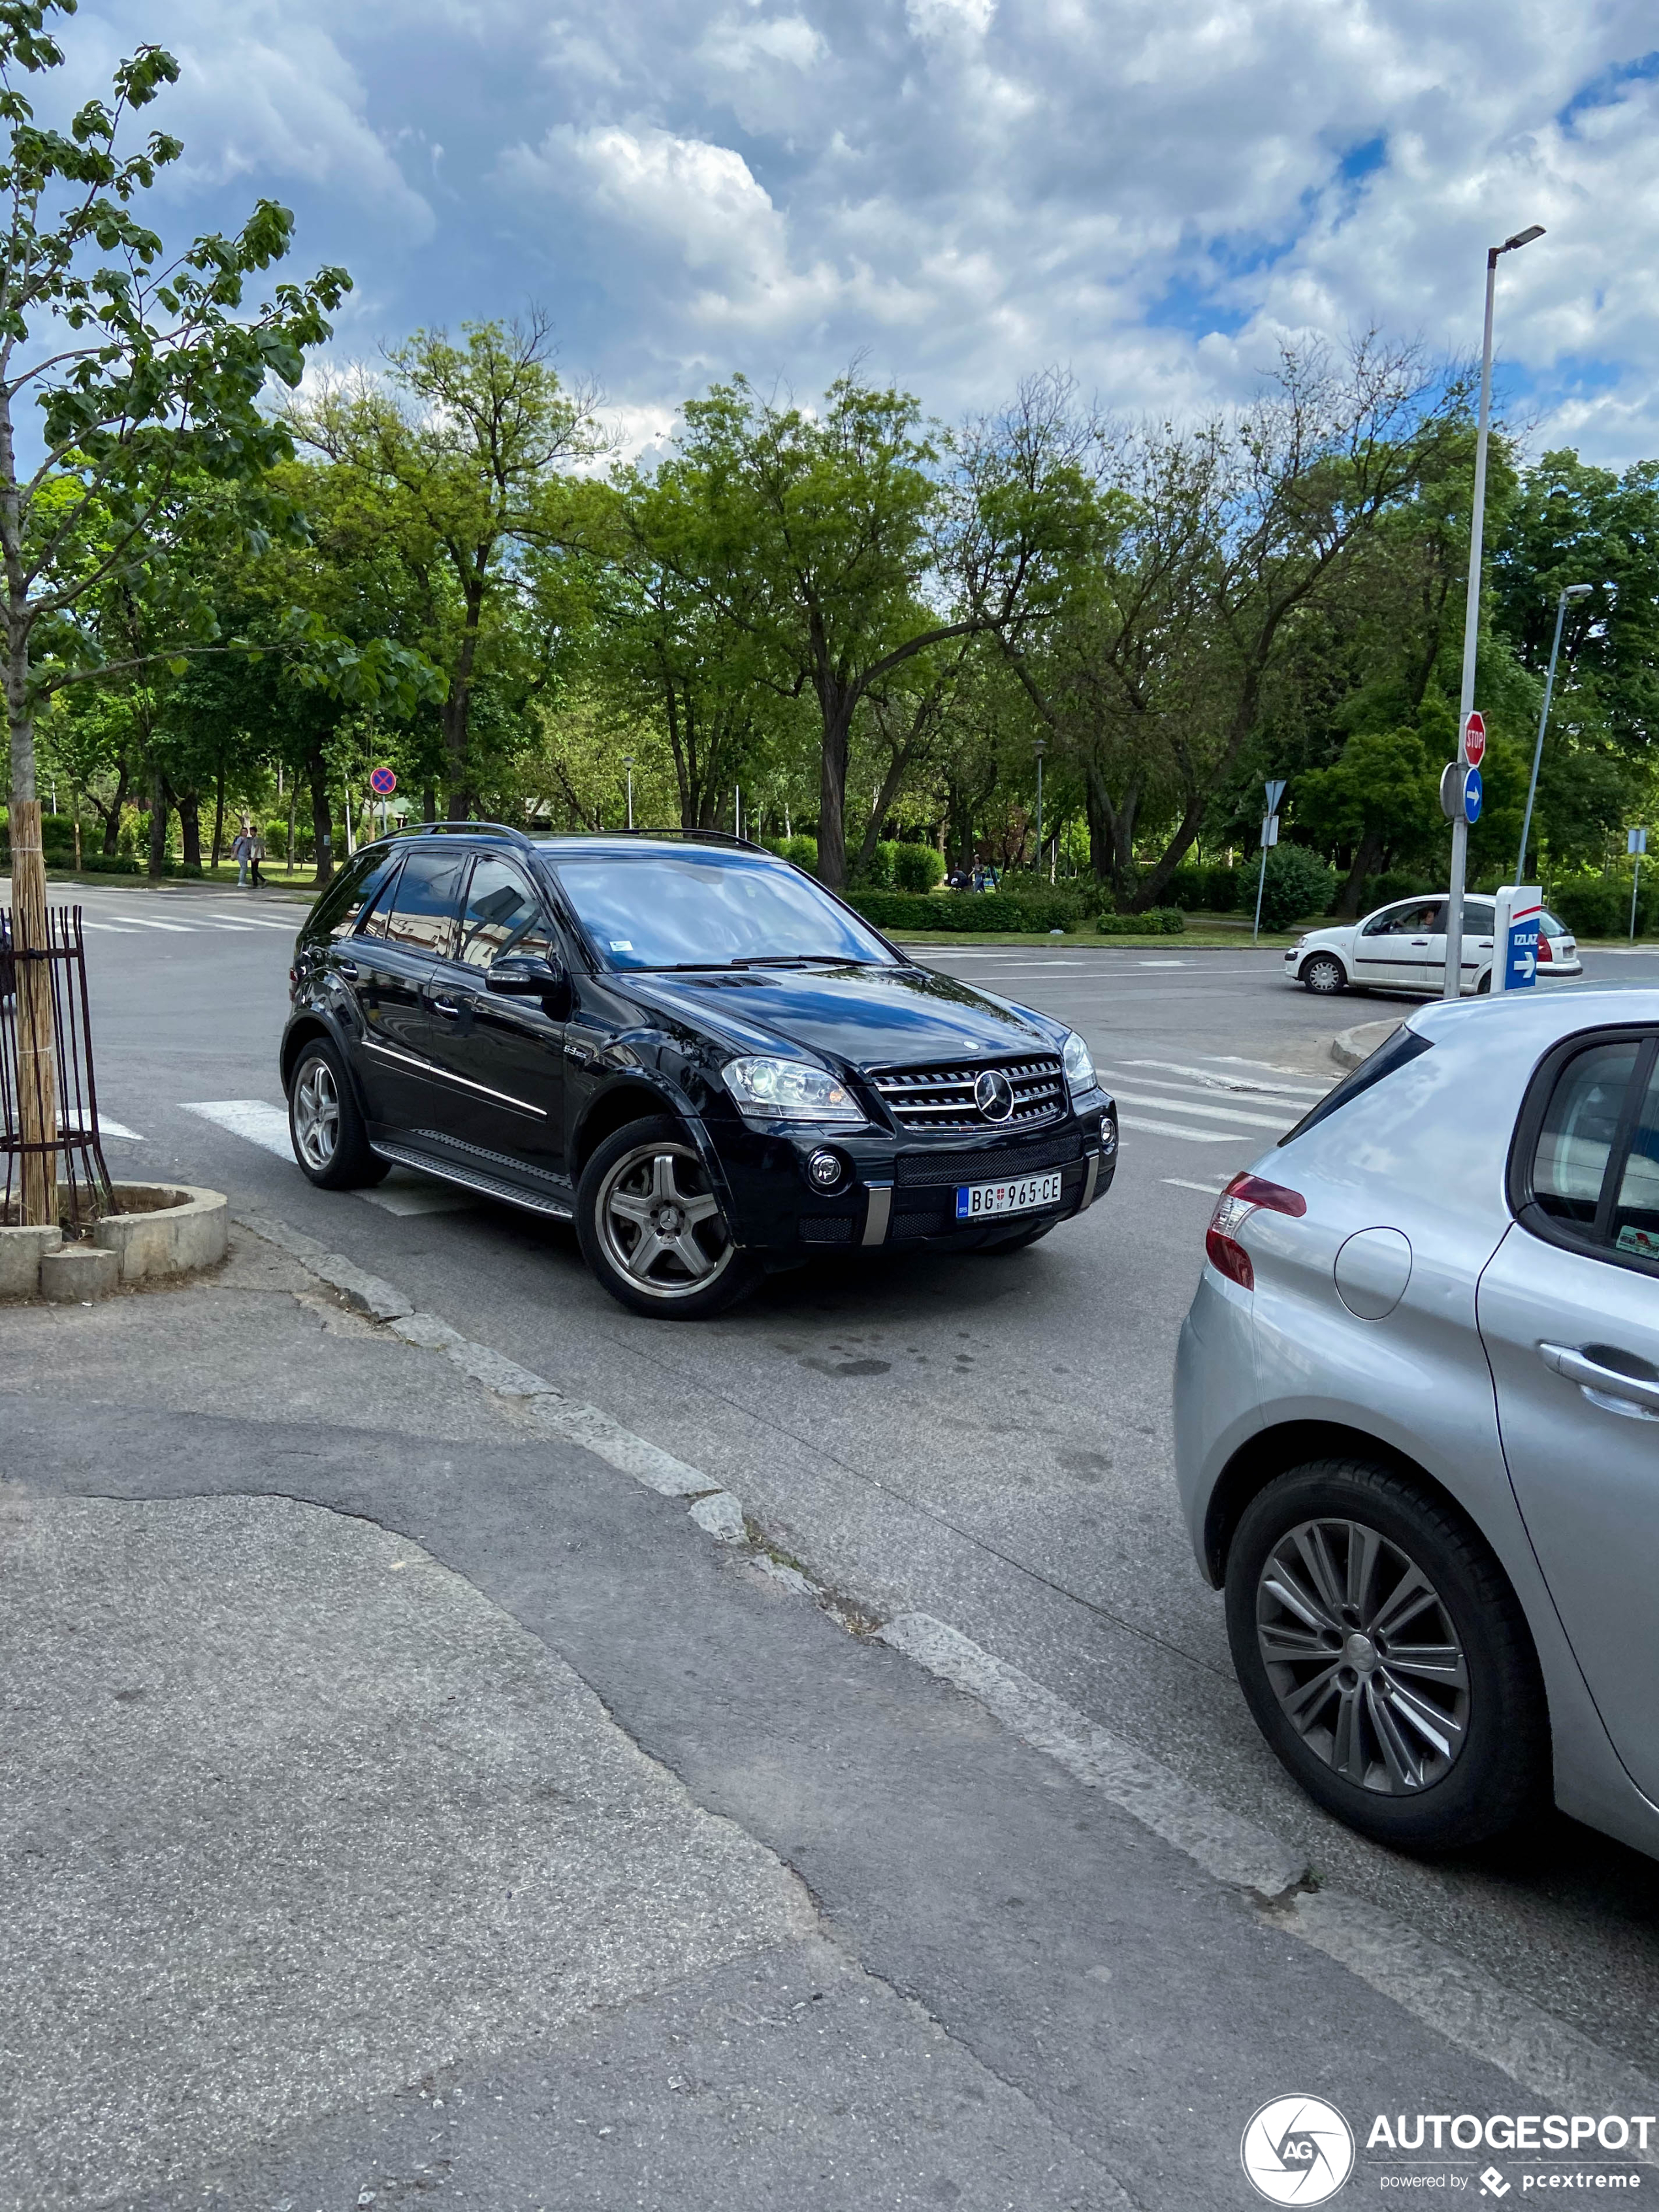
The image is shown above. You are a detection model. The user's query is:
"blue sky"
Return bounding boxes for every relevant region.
[72,0,1659,465]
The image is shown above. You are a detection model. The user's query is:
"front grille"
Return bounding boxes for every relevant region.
[894,1130,1084,1187]
[871,1055,1065,1134]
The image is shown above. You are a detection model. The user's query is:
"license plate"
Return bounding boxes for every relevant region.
[955,1171,1063,1221]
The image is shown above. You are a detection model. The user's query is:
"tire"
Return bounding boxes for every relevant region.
[1300,952,1347,995]
[286,1039,388,1190]
[1476,971,1492,995]
[576,1115,759,1320]
[977,1219,1057,1255]
[1225,1458,1548,1853]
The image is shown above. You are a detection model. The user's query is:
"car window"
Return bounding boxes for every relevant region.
[546,848,897,970]
[1361,904,1410,937]
[1462,901,1495,936]
[355,856,403,939]
[1364,901,1442,937]
[304,848,397,942]
[455,857,558,970]
[1530,1041,1643,1228]
[1278,1026,1435,1146]
[1541,911,1570,940]
[381,848,468,957]
[1611,1060,1659,1262]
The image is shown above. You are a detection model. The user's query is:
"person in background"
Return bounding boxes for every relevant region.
[231,825,251,887]
[249,827,266,889]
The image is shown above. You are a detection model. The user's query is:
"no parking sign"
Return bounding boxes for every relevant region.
[370,765,397,797]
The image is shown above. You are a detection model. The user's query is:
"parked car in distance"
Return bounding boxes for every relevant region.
[281,825,1117,1319]
[1174,987,1659,1857]
[1286,895,1581,997]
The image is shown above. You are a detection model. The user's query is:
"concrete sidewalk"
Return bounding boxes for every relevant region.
[0,1228,1551,2209]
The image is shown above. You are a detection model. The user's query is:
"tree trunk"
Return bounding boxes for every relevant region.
[146,765,172,879]
[178,790,202,872]
[421,782,436,825]
[210,756,225,868]
[442,585,485,819]
[1337,824,1386,918]
[853,743,914,883]
[101,756,131,855]
[815,696,854,889]
[308,749,335,886]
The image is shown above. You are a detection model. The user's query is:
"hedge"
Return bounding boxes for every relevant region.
[848,889,1084,933]
[1094,908,1185,935]
[1546,874,1658,940]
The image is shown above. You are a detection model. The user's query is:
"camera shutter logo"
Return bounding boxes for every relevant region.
[1240,2096,1355,2205]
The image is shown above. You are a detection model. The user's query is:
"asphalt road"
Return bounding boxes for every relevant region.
[33,875,1659,2083]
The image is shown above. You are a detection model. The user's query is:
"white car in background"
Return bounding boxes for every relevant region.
[1286,895,1582,997]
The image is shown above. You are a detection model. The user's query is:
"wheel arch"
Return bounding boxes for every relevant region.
[1298,947,1350,987]
[1205,1419,1475,1586]
[280,1011,355,1094]
[570,1079,695,1178]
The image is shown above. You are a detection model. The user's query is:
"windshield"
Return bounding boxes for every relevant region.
[546,849,899,972]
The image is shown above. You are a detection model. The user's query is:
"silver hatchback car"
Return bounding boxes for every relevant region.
[1174,986,1659,1856]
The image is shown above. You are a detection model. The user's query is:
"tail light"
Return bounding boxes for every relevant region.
[1205,1172,1306,1291]
[1536,935,1553,963]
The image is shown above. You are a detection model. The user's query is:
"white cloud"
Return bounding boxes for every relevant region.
[65,0,1659,463]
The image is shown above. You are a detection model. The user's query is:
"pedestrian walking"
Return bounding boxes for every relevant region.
[249,828,266,889]
[231,827,251,887]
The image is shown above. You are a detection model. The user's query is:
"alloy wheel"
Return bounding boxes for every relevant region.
[1255,1516,1470,1795]
[293,1058,341,1171]
[594,1140,733,1300]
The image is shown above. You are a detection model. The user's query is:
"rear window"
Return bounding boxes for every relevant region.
[1541,911,1570,940]
[1278,1026,1436,1147]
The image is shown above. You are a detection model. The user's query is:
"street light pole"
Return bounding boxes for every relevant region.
[1445,223,1544,1001]
[1517,583,1592,884]
[1033,739,1046,873]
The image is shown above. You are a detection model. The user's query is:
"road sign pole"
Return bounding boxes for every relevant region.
[1447,254,1501,1000]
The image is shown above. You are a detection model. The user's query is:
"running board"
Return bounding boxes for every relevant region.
[369,1140,575,1219]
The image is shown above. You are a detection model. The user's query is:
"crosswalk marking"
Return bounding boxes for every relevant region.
[181,1098,294,1160]
[204,912,298,931]
[110,914,193,933]
[1101,1084,1295,1132]
[81,921,142,934]
[1118,1114,1240,1144]
[1120,1057,1327,1100]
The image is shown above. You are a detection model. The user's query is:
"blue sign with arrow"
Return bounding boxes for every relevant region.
[1462,765,1483,825]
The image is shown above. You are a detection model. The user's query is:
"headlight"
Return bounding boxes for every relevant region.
[722,1055,863,1123]
[1061,1029,1097,1098]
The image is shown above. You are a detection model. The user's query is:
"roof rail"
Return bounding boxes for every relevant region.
[391,819,536,850]
[602,827,773,854]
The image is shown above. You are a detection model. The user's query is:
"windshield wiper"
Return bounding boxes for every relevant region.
[730,954,875,968]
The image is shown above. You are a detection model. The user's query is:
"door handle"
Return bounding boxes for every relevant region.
[1540,1341,1659,1416]
[428,995,462,1018]
[336,961,360,981]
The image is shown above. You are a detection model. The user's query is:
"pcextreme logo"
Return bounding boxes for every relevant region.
[1242,2096,1357,2205]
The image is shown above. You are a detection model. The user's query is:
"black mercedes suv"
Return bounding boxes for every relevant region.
[281,825,1118,1317]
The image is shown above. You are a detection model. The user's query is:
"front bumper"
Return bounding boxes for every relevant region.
[715,1097,1117,1257]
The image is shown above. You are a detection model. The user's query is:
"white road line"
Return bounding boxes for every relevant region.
[1103,1087,1295,1132]
[204,912,298,931]
[63,1116,144,1140]
[180,1098,294,1160]
[110,914,194,933]
[1118,1115,1243,1144]
[80,922,142,935]
[1209,1053,1336,1081]
[1123,1057,1329,1100]
[1163,1176,1231,1194]
[1136,959,1187,967]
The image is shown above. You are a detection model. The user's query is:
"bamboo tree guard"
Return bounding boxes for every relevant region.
[1,884,116,1232]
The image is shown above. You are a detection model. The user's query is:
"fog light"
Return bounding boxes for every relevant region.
[807,1149,843,1190]
[1099,1114,1118,1155]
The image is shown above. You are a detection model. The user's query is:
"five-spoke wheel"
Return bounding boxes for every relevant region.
[285,1039,386,1190]
[577,1115,758,1318]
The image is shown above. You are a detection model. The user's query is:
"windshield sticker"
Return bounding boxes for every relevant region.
[1616,1224,1659,1259]
[609,940,634,952]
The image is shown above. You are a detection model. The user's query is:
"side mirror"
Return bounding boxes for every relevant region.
[485,954,564,995]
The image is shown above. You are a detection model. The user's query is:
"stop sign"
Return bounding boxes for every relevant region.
[1462,711,1486,768]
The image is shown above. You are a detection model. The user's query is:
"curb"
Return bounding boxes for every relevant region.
[229,1205,1659,2121]
[1331,1018,1401,1070]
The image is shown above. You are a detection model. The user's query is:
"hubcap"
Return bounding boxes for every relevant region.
[595,1141,732,1300]
[1255,1517,1470,1795]
[293,1059,340,1170]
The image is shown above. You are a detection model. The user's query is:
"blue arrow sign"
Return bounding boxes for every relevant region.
[1462,765,1483,824]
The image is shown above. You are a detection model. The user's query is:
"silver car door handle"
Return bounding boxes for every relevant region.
[429,996,462,1018]
[1540,1342,1659,1413]
[336,961,360,981]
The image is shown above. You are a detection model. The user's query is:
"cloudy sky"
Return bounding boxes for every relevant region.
[72,0,1659,464]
